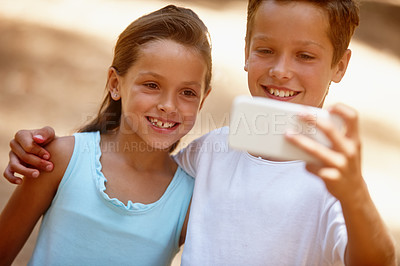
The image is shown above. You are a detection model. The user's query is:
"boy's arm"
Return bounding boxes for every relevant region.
[3,127,56,184]
[0,136,73,265]
[286,103,396,266]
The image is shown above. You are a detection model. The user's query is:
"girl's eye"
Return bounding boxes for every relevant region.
[144,83,159,89]
[181,89,197,97]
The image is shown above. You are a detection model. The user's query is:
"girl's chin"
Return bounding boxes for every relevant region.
[144,140,181,151]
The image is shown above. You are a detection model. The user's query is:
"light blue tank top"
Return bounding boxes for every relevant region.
[29,132,194,266]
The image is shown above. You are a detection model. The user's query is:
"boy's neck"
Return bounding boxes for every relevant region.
[249,152,292,163]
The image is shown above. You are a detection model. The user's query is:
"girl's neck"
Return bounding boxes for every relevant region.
[100,130,176,174]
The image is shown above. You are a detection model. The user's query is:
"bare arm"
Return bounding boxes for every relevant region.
[0,136,73,264]
[286,103,396,266]
[3,127,56,184]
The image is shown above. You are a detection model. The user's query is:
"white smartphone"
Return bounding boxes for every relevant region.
[229,95,343,163]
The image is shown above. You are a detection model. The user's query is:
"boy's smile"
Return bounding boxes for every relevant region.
[262,85,300,101]
[245,1,349,108]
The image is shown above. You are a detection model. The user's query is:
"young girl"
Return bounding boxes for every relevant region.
[0,5,212,265]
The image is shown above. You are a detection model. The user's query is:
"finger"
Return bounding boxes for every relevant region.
[306,164,341,182]
[3,166,23,185]
[299,112,355,158]
[10,140,54,172]
[8,152,41,179]
[328,103,360,141]
[286,131,346,167]
[13,130,51,160]
[32,126,56,146]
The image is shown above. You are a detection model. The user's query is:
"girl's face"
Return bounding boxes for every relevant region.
[245,1,350,108]
[110,39,209,150]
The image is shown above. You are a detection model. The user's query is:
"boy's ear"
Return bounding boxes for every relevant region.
[244,44,249,72]
[199,88,212,110]
[332,49,351,83]
[107,67,121,100]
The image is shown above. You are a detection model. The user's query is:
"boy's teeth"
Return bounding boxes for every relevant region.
[268,88,295,98]
[149,117,176,129]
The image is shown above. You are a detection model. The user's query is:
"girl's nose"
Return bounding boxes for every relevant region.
[157,93,177,114]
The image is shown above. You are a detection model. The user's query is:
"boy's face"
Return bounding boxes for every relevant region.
[245,1,350,107]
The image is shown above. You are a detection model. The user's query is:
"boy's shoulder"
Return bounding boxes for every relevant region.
[186,126,229,150]
[201,126,229,141]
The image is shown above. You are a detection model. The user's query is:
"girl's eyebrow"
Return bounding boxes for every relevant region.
[138,71,163,79]
[181,81,202,88]
[138,72,202,88]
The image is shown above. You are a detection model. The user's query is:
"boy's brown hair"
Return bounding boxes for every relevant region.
[245,0,360,66]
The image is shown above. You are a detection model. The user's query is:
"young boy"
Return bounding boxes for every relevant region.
[4,0,397,265]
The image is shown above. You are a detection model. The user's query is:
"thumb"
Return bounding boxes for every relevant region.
[32,126,56,145]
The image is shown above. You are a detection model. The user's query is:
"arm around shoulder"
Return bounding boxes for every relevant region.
[0,136,74,265]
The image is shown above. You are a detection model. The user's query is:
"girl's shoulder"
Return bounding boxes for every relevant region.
[42,135,75,184]
[12,136,76,212]
[46,136,75,161]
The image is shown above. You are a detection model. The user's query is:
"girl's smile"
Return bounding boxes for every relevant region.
[147,116,179,131]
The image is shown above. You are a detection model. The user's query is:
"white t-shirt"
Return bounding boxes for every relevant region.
[174,127,347,266]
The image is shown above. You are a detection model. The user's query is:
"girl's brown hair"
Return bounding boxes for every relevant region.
[80,5,212,144]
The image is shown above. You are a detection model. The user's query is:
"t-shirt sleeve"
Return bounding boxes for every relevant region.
[173,135,207,178]
[320,195,348,265]
[174,127,229,179]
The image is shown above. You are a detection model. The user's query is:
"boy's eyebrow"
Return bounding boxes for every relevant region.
[252,35,325,49]
[296,40,325,50]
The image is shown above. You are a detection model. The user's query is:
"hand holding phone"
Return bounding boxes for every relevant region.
[229,96,343,163]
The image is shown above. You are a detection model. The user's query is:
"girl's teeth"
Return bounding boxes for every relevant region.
[149,117,176,129]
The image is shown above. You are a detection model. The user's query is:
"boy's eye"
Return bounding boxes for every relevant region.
[298,53,315,60]
[257,49,273,55]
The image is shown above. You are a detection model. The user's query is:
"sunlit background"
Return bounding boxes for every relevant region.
[0,0,399,264]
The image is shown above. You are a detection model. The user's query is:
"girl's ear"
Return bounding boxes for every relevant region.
[331,49,351,83]
[107,67,121,101]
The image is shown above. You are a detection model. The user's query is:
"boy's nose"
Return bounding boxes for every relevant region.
[269,56,293,80]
